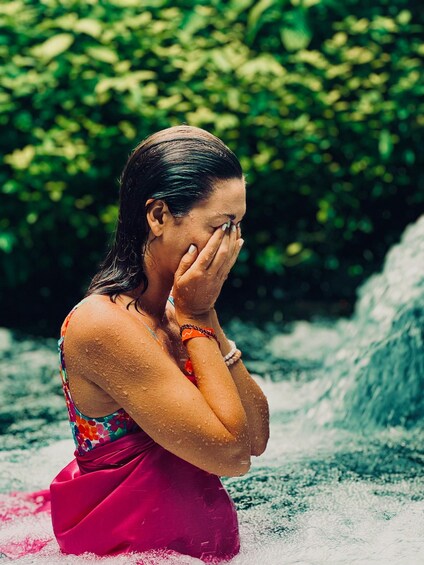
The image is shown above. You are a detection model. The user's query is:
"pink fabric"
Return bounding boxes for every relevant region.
[50,428,240,562]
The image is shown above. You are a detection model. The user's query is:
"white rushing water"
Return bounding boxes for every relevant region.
[1,216,423,564]
[1,382,423,564]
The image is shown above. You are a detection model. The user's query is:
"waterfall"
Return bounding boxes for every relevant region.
[269,215,424,429]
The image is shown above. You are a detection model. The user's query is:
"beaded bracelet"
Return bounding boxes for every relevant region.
[180,325,240,366]
[180,324,215,337]
[225,348,242,367]
[223,340,237,362]
[180,324,220,346]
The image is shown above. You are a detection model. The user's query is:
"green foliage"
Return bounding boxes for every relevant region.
[0,0,423,333]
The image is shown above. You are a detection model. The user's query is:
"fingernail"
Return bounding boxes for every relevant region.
[188,244,196,254]
[231,224,236,232]
[238,239,244,247]
[236,222,241,228]
[221,223,228,231]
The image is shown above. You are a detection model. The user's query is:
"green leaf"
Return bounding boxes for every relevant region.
[4,145,35,170]
[86,46,119,64]
[281,22,312,51]
[256,246,285,274]
[379,129,393,160]
[248,0,274,30]
[286,242,303,256]
[0,232,16,253]
[74,18,103,38]
[32,33,74,62]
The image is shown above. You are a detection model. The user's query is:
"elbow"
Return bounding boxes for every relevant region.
[213,440,251,477]
[223,459,250,478]
[251,403,270,456]
[251,442,267,457]
[251,428,270,457]
[225,443,251,477]
[232,454,251,477]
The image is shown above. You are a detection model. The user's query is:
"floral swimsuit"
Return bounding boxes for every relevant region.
[58,296,193,456]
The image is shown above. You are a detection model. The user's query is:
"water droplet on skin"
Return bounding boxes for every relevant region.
[123,391,128,396]
[141,386,147,391]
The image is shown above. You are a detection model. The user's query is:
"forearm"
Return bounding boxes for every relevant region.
[209,309,270,456]
[178,313,251,451]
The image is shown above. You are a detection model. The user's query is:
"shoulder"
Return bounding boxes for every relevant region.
[63,294,160,384]
[64,294,140,345]
[69,293,120,321]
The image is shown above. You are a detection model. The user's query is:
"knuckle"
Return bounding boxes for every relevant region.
[203,252,213,263]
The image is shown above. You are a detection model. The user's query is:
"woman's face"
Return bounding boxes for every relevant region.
[156,177,246,276]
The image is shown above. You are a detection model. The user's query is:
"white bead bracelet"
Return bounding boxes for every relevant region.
[225,348,242,367]
[223,340,237,362]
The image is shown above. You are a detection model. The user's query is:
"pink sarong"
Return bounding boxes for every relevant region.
[50,428,240,562]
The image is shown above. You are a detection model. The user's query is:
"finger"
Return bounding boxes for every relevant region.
[196,222,229,270]
[212,221,237,268]
[236,222,242,240]
[217,221,237,271]
[216,237,244,279]
[231,237,244,266]
[174,244,198,280]
[229,221,238,255]
[206,224,233,273]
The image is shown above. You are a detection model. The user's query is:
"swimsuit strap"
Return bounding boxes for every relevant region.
[138,319,161,344]
[57,296,140,456]
[60,297,90,339]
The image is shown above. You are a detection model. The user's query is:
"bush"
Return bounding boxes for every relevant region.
[0,0,422,334]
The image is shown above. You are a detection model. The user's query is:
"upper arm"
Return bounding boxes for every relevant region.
[64,299,250,477]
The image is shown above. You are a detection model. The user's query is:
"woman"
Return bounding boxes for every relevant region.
[50,125,270,562]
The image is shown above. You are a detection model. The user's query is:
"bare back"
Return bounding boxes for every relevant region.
[63,294,187,418]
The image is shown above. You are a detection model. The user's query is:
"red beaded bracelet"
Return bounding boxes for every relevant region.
[180,324,220,347]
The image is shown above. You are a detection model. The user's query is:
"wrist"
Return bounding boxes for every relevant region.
[209,307,218,325]
[176,311,213,327]
[205,309,231,355]
[180,324,220,348]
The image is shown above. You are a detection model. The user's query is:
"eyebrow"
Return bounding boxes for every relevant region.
[216,213,245,221]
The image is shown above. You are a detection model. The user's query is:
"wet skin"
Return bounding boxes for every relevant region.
[63,178,270,476]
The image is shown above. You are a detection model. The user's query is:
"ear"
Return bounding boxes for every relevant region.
[145,199,171,236]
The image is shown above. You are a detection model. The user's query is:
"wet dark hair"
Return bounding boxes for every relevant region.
[86,125,243,310]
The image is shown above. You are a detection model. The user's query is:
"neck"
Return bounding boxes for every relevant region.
[124,255,173,324]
